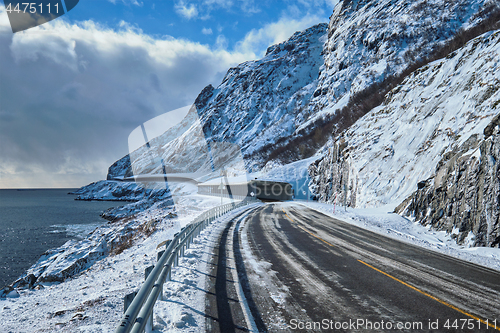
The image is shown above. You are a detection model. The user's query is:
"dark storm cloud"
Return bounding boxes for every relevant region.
[0,13,253,188]
[0,4,327,188]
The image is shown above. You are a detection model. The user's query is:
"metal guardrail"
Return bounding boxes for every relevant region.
[115,198,255,333]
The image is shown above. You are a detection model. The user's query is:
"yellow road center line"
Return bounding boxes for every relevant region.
[281,209,335,248]
[281,208,498,330]
[358,259,500,331]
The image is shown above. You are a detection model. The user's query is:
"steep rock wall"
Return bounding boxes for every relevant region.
[309,29,500,208]
[269,0,500,165]
[396,117,500,247]
[308,140,357,207]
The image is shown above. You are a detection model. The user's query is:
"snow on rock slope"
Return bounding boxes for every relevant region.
[194,24,327,170]
[310,29,500,210]
[265,0,500,166]
[72,180,171,203]
[107,105,199,179]
[102,23,328,180]
[102,0,500,178]
[396,114,500,247]
[308,0,499,122]
[71,180,174,220]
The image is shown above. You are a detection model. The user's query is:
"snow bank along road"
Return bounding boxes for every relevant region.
[207,202,500,332]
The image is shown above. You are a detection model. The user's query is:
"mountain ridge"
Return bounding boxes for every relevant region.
[90,0,500,248]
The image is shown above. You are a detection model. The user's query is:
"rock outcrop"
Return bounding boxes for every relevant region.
[309,29,500,208]
[396,117,500,247]
[308,140,357,207]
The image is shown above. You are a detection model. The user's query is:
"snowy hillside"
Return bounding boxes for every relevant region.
[195,23,327,170]
[272,0,500,164]
[395,112,500,247]
[104,23,327,180]
[309,0,499,120]
[310,29,500,210]
[107,105,199,179]
[103,0,500,180]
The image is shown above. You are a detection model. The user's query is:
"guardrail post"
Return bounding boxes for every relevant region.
[156,251,165,301]
[146,314,153,333]
[166,264,172,282]
[144,266,155,333]
[157,250,165,261]
[124,291,138,313]
[145,265,154,281]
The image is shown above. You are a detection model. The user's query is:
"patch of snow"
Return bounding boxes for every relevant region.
[316,29,500,208]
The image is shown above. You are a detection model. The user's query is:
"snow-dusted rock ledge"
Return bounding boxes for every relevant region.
[1,202,177,298]
[70,180,174,220]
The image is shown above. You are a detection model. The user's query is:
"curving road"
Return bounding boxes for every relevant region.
[208,202,500,332]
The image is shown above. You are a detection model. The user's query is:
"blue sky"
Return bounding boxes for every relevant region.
[64,0,334,53]
[0,0,336,188]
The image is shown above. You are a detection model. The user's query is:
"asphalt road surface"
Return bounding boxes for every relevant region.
[207,202,500,332]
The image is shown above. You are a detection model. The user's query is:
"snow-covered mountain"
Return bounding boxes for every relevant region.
[108,0,499,179]
[311,29,500,207]
[107,105,200,179]
[188,23,328,171]
[80,0,500,248]
[267,0,500,164]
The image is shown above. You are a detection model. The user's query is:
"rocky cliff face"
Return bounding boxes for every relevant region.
[270,0,500,164]
[396,115,500,247]
[194,23,328,171]
[308,140,358,207]
[310,29,500,208]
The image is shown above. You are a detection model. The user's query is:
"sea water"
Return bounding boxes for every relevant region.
[0,189,118,289]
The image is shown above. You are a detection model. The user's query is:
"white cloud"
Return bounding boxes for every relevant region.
[201,27,213,35]
[240,0,260,14]
[175,1,199,20]
[235,14,327,56]
[0,7,256,188]
[0,2,332,188]
[215,34,228,49]
[175,0,260,20]
[108,0,144,6]
[203,0,233,8]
